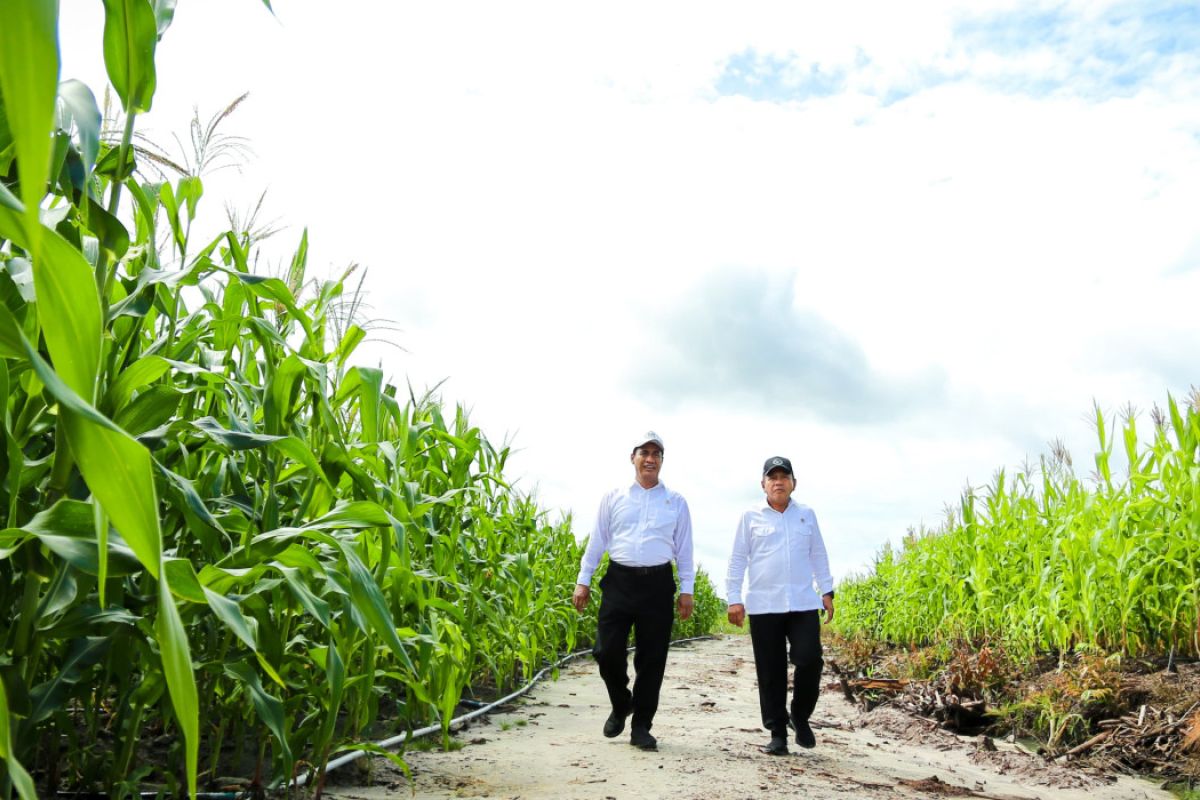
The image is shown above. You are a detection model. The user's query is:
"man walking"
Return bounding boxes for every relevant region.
[726,456,834,756]
[572,431,695,751]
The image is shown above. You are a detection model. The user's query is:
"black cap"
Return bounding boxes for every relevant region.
[762,456,793,477]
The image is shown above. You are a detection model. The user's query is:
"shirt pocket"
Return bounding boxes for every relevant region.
[647,501,679,539]
[749,524,781,555]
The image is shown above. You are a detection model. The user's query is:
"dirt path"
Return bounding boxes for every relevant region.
[325,636,1171,800]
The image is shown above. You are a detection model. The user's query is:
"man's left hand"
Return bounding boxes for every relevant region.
[822,593,835,624]
[677,593,694,621]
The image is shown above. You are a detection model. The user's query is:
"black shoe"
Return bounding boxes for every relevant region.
[630,728,657,750]
[794,718,816,749]
[765,734,789,755]
[603,708,630,738]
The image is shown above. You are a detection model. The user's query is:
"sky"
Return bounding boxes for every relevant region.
[57,0,1200,597]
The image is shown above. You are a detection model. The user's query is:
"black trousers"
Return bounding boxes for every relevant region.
[592,561,676,732]
[748,610,823,735]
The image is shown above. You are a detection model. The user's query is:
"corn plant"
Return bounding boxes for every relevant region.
[835,396,1200,662]
[0,3,673,798]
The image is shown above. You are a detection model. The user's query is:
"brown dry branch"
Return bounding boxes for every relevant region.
[1060,730,1112,759]
[848,677,910,692]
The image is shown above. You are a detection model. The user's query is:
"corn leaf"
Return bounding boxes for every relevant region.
[192,416,284,450]
[101,0,158,112]
[28,637,109,726]
[202,587,259,652]
[0,171,102,404]
[0,679,36,800]
[57,79,102,190]
[19,500,141,576]
[0,302,161,576]
[155,576,198,799]
[0,0,58,254]
[224,661,293,770]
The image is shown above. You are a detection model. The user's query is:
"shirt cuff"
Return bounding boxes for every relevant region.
[679,580,694,594]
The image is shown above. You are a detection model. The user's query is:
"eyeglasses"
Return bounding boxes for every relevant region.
[635,448,664,459]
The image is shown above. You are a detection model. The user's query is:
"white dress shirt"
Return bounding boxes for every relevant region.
[576,481,696,594]
[726,499,833,614]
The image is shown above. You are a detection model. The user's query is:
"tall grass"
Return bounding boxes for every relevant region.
[835,396,1200,661]
[0,4,722,797]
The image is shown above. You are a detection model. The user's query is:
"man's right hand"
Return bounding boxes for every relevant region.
[572,584,590,613]
[727,603,746,627]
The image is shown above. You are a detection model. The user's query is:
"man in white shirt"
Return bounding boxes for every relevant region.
[726,456,835,756]
[572,431,696,751]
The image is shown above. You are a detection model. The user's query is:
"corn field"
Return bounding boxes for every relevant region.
[0,3,719,797]
[835,397,1200,661]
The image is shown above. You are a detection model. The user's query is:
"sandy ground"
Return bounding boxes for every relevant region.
[324,636,1172,800]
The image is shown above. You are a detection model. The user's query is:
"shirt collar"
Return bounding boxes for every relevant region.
[759,498,793,513]
[630,480,665,494]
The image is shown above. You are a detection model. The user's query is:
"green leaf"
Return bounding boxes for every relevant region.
[274,565,331,628]
[197,564,269,595]
[177,175,202,222]
[311,632,345,780]
[0,180,20,214]
[106,354,170,411]
[102,0,159,113]
[265,354,305,435]
[0,302,162,578]
[28,637,109,725]
[337,541,414,672]
[0,678,37,800]
[158,465,228,537]
[0,0,59,255]
[306,501,392,530]
[35,567,78,621]
[57,79,102,189]
[2,256,35,303]
[355,367,383,444]
[273,543,324,573]
[330,741,410,782]
[126,178,159,242]
[14,499,142,576]
[153,0,178,35]
[202,587,258,652]
[225,268,315,340]
[81,194,131,259]
[159,180,184,253]
[0,202,103,403]
[224,661,293,769]
[163,558,206,603]
[270,435,332,488]
[192,416,284,450]
[335,324,366,368]
[93,139,136,178]
[113,384,181,435]
[155,576,198,800]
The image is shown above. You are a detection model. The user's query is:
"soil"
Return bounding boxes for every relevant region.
[322,636,1173,800]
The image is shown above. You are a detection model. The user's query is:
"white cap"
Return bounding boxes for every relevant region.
[633,431,664,451]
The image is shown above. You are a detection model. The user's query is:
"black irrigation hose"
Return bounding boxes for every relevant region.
[55,794,243,799]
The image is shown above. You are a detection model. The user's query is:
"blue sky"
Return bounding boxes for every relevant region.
[57,0,1200,593]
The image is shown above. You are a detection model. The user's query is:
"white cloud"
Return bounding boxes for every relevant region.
[56,0,1200,595]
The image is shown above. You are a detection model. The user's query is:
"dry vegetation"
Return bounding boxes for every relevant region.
[828,633,1200,793]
